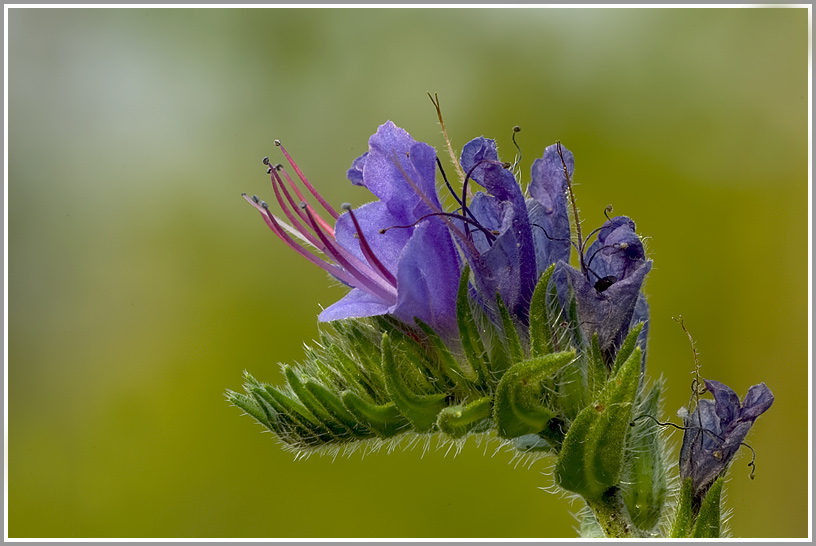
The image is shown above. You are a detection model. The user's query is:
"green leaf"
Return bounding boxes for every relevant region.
[381,333,449,432]
[437,396,494,438]
[621,379,667,532]
[456,265,491,387]
[529,263,556,357]
[340,391,409,438]
[494,350,576,439]
[555,347,641,498]
[669,480,694,538]
[692,478,723,538]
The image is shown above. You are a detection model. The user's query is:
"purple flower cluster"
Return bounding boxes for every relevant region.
[246,121,651,352]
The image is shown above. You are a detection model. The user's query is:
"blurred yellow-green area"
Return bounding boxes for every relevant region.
[8,7,808,538]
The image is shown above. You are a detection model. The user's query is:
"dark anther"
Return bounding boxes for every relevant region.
[266,167,273,174]
[273,163,283,171]
[251,195,260,203]
[298,201,308,210]
[260,201,269,209]
[274,139,281,147]
[594,275,618,293]
[262,156,270,165]
[513,125,521,133]
[341,203,352,211]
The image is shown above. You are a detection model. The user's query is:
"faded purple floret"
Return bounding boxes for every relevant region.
[460,137,537,320]
[679,380,774,503]
[528,144,573,274]
[562,216,652,362]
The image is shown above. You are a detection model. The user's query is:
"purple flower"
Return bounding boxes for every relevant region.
[244,121,462,338]
[679,380,774,502]
[561,216,652,362]
[245,121,575,338]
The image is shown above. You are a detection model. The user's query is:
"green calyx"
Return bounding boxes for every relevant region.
[227,264,588,454]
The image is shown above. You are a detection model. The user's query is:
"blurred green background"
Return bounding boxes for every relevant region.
[8,7,808,538]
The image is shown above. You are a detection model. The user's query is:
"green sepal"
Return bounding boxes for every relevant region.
[586,333,608,401]
[328,343,382,403]
[285,366,353,438]
[621,379,667,532]
[494,350,576,439]
[496,292,524,364]
[529,263,556,357]
[613,322,644,376]
[555,347,641,498]
[415,318,478,392]
[456,265,491,387]
[555,354,587,422]
[333,320,387,391]
[340,391,409,438]
[304,381,373,439]
[381,333,449,432]
[437,396,494,438]
[553,291,586,420]
[227,389,269,427]
[249,383,333,446]
[669,478,695,538]
[692,478,723,538]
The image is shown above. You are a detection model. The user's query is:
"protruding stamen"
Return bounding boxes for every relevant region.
[275,165,335,236]
[299,202,397,303]
[604,204,614,222]
[342,203,397,286]
[276,141,340,220]
[511,125,522,175]
[242,193,359,287]
[436,156,464,209]
[531,223,581,255]
[381,211,499,244]
[267,167,324,249]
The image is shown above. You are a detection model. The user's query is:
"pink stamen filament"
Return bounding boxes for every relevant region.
[343,204,397,287]
[300,202,397,304]
[242,194,359,287]
[276,140,341,220]
[275,165,335,236]
[268,169,323,249]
